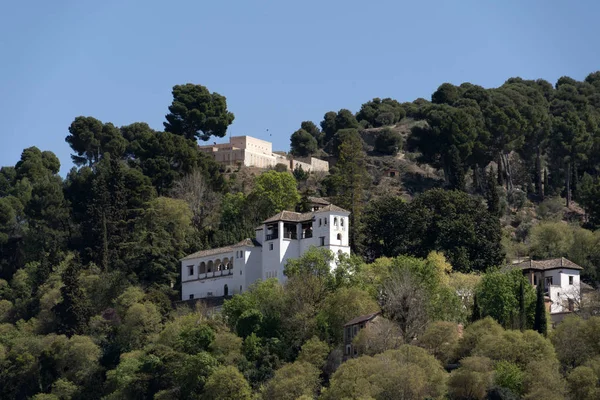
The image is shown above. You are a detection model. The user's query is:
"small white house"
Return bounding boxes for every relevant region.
[515,258,583,314]
[180,200,351,301]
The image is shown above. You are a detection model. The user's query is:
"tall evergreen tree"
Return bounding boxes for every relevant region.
[53,261,90,336]
[518,279,527,331]
[327,131,369,252]
[485,166,501,216]
[534,282,547,336]
[471,293,481,323]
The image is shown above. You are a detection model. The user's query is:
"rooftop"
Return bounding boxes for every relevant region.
[344,312,381,327]
[263,204,349,224]
[181,238,261,261]
[514,257,583,271]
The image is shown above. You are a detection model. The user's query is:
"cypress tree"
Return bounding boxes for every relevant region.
[53,261,90,337]
[471,293,481,323]
[518,279,527,331]
[447,145,465,191]
[534,282,547,336]
[485,167,501,216]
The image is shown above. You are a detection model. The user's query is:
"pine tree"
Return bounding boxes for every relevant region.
[533,282,547,336]
[53,261,90,336]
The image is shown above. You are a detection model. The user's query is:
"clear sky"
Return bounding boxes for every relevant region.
[1,0,599,175]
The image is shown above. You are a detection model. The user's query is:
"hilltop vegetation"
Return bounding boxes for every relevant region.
[1,74,600,398]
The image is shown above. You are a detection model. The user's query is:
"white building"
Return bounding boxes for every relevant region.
[198,135,329,172]
[180,201,350,301]
[515,258,583,315]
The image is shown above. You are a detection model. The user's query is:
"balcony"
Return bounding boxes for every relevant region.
[266,233,278,241]
[198,269,234,280]
[283,230,298,240]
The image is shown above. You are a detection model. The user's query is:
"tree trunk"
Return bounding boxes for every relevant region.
[497,156,504,187]
[535,147,544,201]
[501,153,513,192]
[473,167,480,193]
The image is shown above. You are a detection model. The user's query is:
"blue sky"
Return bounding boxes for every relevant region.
[1,0,599,175]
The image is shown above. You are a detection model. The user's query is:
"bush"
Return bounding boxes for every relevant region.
[374,128,402,155]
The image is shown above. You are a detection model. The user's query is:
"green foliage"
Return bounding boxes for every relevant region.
[290,129,318,157]
[356,97,406,128]
[529,221,573,259]
[318,287,379,344]
[374,127,402,155]
[52,262,90,337]
[419,321,460,364]
[363,190,504,272]
[65,116,127,166]
[319,109,359,145]
[300,121,324,146]
[296,336,329,369]
[447,356,493,400]
[262,361,321,400]
[249,170,300,216]
[551,316,600,369]
[533,282,547,336]
[326,129,368,250]
[409,104,479,188]
[476,269,535,329]
[8,69,600,399]
[164,83,235,141]
[323,346,447,400]
[494,361,524,395]
[203,365,252,400]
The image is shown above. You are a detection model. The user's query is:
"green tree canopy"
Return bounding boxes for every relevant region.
[164,83,235,141]
[290,129,318,157]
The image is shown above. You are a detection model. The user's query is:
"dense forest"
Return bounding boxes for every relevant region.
[1,73,600,399]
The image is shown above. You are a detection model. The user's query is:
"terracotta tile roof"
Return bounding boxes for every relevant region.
[514,257,583,271]
[263,210,310,223]
[181,238,261,261]
[262,204,350,224]
[343,312,381,327]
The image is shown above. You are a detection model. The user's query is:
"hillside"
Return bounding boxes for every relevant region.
[2,74,600,399]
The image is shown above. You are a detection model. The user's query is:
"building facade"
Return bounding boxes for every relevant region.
[198,135,329,172]
[180,201,350,301]
[515,258,583,314]
[343,312,381,359]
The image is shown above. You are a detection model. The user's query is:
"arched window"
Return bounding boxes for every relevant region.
[337,233,342,240]
[240,285,243,293]
[340,218,344,227]
[319,218,322,227]
[199,262,206,274]
[207,260,214,273]
[223,257,229,269]
[215,259,222,271]
[227,260,233,270]
[224,284,229,296]
[324,218,327,225]
[334,217,338,227]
